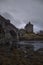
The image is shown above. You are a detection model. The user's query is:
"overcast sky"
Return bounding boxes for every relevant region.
[0,0,43,32]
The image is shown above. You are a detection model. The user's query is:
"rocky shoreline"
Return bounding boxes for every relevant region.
[0,45,43,65]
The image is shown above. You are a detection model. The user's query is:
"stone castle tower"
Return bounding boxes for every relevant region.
[25,22,33,33]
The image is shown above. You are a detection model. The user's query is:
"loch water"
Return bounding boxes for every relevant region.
[18,41,43,51]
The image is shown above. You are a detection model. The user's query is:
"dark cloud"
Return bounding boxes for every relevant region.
[0,0,43,32]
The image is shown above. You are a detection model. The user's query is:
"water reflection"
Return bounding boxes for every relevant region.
[18,41,43,51]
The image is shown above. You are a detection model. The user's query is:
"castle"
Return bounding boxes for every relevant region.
[19,22,33,38]
[25,22,33,33]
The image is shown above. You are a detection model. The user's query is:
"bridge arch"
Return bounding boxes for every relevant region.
[10,30,17,38]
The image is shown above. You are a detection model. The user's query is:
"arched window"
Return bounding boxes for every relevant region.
[10,30,17,38]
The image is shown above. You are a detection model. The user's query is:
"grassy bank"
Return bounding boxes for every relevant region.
[19,33,43,41]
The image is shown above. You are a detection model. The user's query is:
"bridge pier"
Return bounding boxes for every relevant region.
[17,32,19,41]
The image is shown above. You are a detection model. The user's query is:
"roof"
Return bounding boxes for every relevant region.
[25,22,33,28]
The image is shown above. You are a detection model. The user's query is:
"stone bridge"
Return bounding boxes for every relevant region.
[0,15,19,42]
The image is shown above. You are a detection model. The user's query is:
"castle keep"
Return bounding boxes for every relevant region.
[25,22,33,33]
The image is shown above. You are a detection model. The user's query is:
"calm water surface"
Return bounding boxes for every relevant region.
[18,41,43,51]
